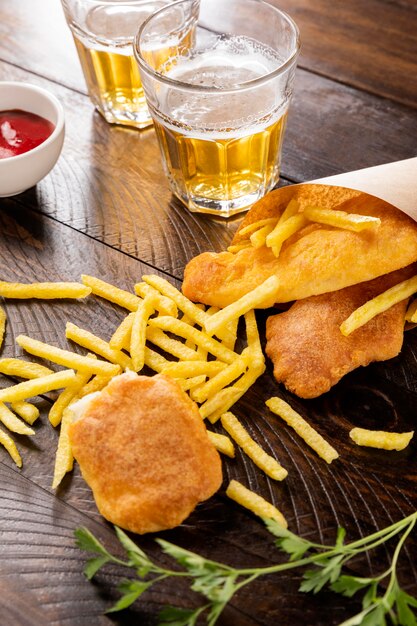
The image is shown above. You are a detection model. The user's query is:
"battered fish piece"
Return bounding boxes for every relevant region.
[265,265,416,399]
[182,185,417,308]
[69,372,222,534]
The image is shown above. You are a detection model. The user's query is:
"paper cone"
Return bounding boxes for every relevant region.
[310,157,417,221]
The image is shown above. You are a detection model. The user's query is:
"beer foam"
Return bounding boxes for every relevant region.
[165,35,283,87]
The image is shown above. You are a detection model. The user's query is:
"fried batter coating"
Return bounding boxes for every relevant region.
[69,372,222,534]
[265,265,416,399]
[182,185,417,308]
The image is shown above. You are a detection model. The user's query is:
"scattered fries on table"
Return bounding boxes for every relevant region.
[226,479,288,528]
[221,411,287,480]
[266,396,339,464]
[0,273,268,481]
[0,281,91,299]
[0,268,412,532]
[349,427,414,451]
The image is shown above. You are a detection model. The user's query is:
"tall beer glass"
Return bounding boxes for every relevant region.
[134,0,300,216]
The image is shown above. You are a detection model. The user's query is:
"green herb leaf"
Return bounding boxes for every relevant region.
[331,575,374,598]
[158,606,204,626]
[339,603,386,626]
[264,519,312,560]
[75,512,417,626]
[114,526,152,575]
[75,527,109,557]
[83,555,110,580]
[396,589,417,626]
[105,579,150,613]
[300,555,344,593]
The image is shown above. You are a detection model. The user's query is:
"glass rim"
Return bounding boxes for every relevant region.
[134,0,301,94]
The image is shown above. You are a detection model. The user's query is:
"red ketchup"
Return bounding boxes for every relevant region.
[0,109,55,159]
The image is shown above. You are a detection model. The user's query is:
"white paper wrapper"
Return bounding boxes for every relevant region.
[310,157,417,222]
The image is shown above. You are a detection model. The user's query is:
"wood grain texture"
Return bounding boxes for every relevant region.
[0,206,416,624]
[273,0,417,107]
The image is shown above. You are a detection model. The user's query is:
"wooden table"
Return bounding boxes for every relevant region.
[1,1,417,624]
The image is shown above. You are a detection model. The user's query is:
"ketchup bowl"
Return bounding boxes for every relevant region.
[0,82,65,197]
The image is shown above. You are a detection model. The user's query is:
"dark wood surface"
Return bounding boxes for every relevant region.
[0,1,417,625]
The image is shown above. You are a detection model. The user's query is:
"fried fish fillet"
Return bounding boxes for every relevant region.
[69,372,222,534]
[265,265,416,399]
[182,185,417,308]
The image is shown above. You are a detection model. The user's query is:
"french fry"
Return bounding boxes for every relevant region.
[143,274,207,324]
[226,479,287,528]
[191,357,248,404]
[405,299,417,323]
[244,310,264,366]
[0,426,22,467]
[144,346,171,373]
[147,326,202,362]
[109,311,135,350]
[182,306,205,350]
[49,368,92,427]
[52,406,74,489]
[340,274,417,336]
[350,427,414,451]
[239,217,278,237]
[265,214,308,255]
[266,397,339,464]
[142,274,235,344]
[227,242,252,254]
[277,198,300,224]
[134,282,178,317]
[0,369,76,403]
[176,375,207,392]
[206,431,235,458]
[221,412,287,480]
[66,322,133,371]
[200,387,241,422]
[0,402,35,436]
[0,281,91,299]
[76,373,113,399]
[250,223,276,249]
[201,366,265,423]
[192,305,211,355]
[0,305,6,349]
[221,315,239,351]
[130,296,155,372]
[0,358,54,379]
[11,401,40,425]
[81,274,140,311]
[148,317,237,364]
[203,276,280,336]
[162,360,226,379]
[304,207,381,232]
[16,335,120,377]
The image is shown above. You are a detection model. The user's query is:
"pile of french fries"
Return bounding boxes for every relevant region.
[0,266,415,529]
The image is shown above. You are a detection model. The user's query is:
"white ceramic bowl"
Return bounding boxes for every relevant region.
[0,82,65,197]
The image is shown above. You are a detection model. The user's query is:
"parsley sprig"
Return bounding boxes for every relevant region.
[75,511,417,626]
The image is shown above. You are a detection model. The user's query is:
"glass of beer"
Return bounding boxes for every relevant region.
[134,0,300,216]
[61,0,172,128]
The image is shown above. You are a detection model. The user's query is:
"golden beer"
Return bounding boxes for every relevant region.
[66,2,172,128]
[147,38,291,215]
[74,39,149,127]
[153,112,287,212]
